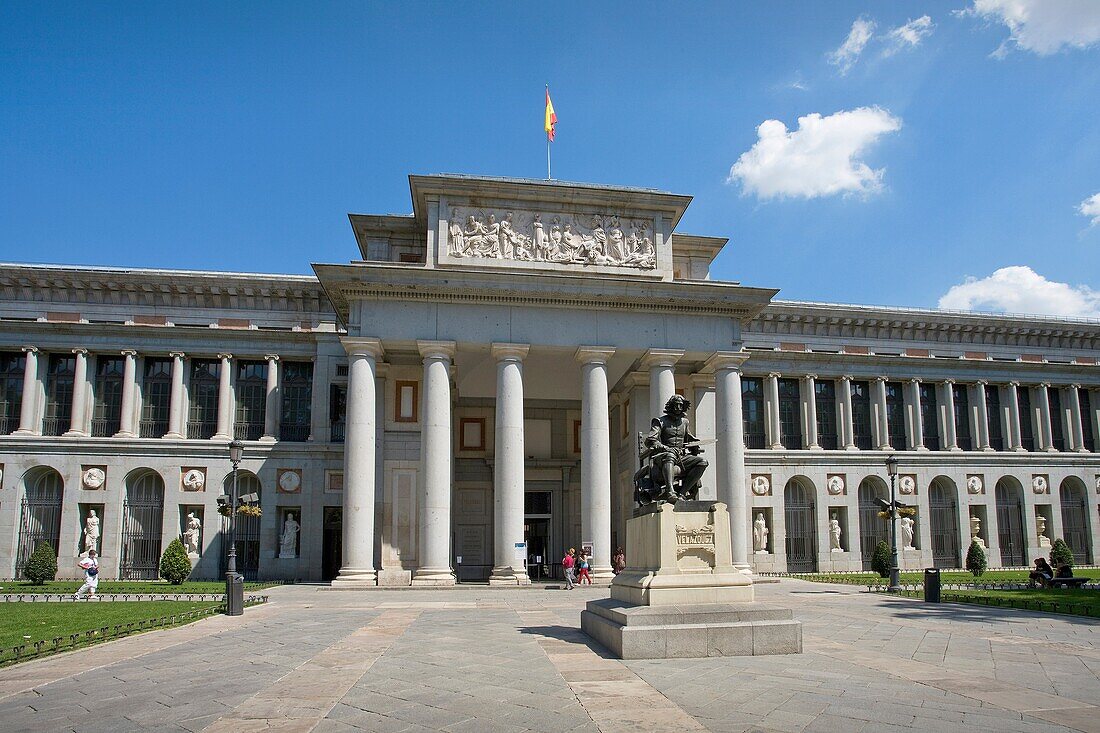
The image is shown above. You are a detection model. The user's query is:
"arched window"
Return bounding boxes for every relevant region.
[994,478,1025,566]
[784,478,817,572]
[857,478,888,570]
[120,470,165,579]
[222,472,262,580]
[16,468,64,577]
[929,477,960,568]
[1059,478,1091,564]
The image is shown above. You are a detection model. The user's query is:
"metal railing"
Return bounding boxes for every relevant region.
[90,418,119,438]
[279,424,310,442]
[330,420,345,443]
[138,419,168,438]
[41,417,67,436]
[187,421,217,440]
[234,421,263,441]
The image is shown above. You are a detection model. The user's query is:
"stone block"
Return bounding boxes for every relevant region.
[707,624,753,656]
[377,569,411,587]
[752,620,802,656]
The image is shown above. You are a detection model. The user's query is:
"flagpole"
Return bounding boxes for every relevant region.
[547,136,551,180]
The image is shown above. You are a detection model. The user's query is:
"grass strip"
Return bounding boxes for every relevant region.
[891,587,1100,618]
[0,580,280,595]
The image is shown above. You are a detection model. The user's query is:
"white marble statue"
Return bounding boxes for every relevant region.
[184,512,202,555]
[827,475,845,495]
[751,475,770,496]
[829,514,843,552]
[970,515,986,549]
[280,513,300,559]
[899,476,916,495]
[83,509,100,554]
[900,516,915,550]
[753,513,769,554]
[82,467,105,490]
[1036,515,1051,549]
[447,211,465,257]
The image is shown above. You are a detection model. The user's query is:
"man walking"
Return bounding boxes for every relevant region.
[562,548,576,590]
[74,549,99,600]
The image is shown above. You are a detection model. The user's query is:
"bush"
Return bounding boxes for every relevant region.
[1050,538,1074,569]
[160,538,192,585]
[965,540,987,577]
[23,542,59,585]
[870,540,891,578]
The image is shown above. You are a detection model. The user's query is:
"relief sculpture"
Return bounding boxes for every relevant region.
[446,209,656,270]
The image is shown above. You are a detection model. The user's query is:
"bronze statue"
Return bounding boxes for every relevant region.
[633,395,708,505]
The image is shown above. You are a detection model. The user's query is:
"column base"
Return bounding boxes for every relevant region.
[1045,447,1059,453]
[12,429,40,437]
[589,566,616,585]
[259,435,277,443]
[114,430,136,438]
[488,566,531,586]
[411,568,456,586]
[1013,446,1027,452]
[62,430,88,437]
[768,444,784,451]
[844,445,858,451]
[981,447,995,452]
[212,433,231,441]
[735,563,753,579]
[330,568,377,587]
[915,446,929,451]
[807,444,822,451]
[163,432,184,440]
[949,446,963,452]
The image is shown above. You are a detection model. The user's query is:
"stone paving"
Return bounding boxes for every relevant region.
[0,579,1097,732]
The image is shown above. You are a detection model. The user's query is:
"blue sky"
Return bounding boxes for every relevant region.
[2,1,1099,317]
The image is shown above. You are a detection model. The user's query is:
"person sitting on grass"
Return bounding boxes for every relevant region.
[74,549,99,600]
[1029,557,1054,588]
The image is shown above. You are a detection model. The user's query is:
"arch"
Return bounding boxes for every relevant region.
[994,476,1026,567]
[15,467,65,577]
[783,476,817,573]
[221,471,263,581]
[857,476,888,570]
[119,469,165,579]
[929,476,961,568]
[1059,477,1091,564]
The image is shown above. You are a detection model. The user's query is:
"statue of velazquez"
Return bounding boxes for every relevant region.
[633,395,709,506]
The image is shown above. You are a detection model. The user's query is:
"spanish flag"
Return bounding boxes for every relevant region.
[544,87,557,142]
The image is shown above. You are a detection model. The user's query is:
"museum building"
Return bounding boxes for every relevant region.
[0,174,1098,584]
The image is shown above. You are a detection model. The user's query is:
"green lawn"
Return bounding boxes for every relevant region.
[0,580,279,595]
[895,587,1100,618]
[790,569,1038,585]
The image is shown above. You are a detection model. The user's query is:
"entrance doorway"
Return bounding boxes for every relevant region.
[929,477,961,568]
[322,507,342,581]
[784,477,818,573]
[525,518,550,580]
[857,478,888,571]
[995,478,1025,566]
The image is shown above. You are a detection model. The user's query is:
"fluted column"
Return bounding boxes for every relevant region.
[802,374,820,449]
[577,346,616,582]
[709,352,751,575]
[1068,384,1086,453]
[941,380,959,451]
[1089,388,1100,453]
[213,353,233,441]
[642,349,683,418]
[975,381,992,451]
[1005,382,1024,451]
[332,337,383,586]
[765,372,782,449]
[164,351,186,439]
[906,379,925,450]
[490,343,530,585]
[63,349,90,437]
[1037,383,1056,451]
[260,354,280,442]
[872,376,890,450]
[413,340,456,586]
[116,350,138,437]
[14,347,41,435]
[839,375,856,450]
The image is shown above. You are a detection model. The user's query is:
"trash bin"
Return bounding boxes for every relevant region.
[923,568,941,603]
[225,572,244,616]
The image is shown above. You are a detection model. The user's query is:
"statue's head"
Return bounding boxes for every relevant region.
[664,395,691,416]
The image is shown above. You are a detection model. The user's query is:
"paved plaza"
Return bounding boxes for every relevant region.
[0,579,1098,733]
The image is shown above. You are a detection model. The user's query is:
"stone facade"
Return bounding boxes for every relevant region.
[0,174,1097,583]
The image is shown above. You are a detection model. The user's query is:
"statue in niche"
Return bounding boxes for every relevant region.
[633,395,708,506]
[900,516,915,550]
[184,512,202,555]
[970,515,986,549]
[448,211,465,257]
[83,509,100,554]
[1036,515,1051,548]
[280,512,300,559]
[829,514,843,552]
[753,513,769,554]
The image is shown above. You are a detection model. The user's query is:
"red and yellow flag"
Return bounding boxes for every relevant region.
[544,87,557,142]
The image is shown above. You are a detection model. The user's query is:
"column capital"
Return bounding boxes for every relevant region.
[417,339,456,361]
[169,351,185,359]
[803,373,818,381]
[22,345,38,354]
[872,375,887,384]
[217,352,233,361]
[490,343,530,361]
[1008,380,1020,388]
[1069,383,1082,390]
[703,350,748,373]
[1039,381,1052,389]
[640,348,685,369]
[341,337,383,359]
[264,353,280,363]
[906,377,922,385]
[975,379,988,386]
[840,374,854,382]
[71,348,88,356]
[121,349,138,357]
[688,373,715,388]
[943,378,956,385]
[575,346,615,365]
[767,372,782,380]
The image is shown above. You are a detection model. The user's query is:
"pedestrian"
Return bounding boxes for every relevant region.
[578,551,592,585]
[74,549,99,600]
[1028,557,1053,588]
[562,548,576,590]
[612,547,626,575]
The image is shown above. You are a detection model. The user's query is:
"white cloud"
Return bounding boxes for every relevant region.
[961,0,1100,56]
[1079,192,1100,226]
[829,17,876,74]
[883,15,934,56]
[728,107,902,201]
[938,266,1100,318]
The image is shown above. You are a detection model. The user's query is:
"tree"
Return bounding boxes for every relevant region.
[870,540,891,578]
[965,540,987,577]
[24,542,58,585]
[159,538,192,585]
[1050,538,1074,570]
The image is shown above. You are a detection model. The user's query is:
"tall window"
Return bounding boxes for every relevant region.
[329,384,347,443]
[919,383,939,450]
[953,384,972,451]
[851,381,873,450]
[280,362,313,441]
[91,356,124,437]
[1081,390,1095,452]
[885,382,906,450]
[741,377,765,449]
[814,379,837,450]
[778,378,802,449]
[43,354,75,437]
[140,358,172,438]
[1019,387,1035,451]
[188,360,219,439]
[234,360,267,440]
[0,352,24,435]
[1049,388,1065,451]
[985,385,1003,451]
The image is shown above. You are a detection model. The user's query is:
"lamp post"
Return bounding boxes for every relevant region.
[225,439,244,616]
[885,454,900,592]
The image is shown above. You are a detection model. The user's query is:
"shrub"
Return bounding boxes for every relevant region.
[23,542,58,585]
[160,538,192,585]
[870,540,891,578]
[965,540,987,577]
[1050,538,1074,569]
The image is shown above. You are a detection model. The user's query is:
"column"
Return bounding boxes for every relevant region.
[765,372,783,449]
[260,354,280,442]
[14,346,41,435]
[1037,383,1056,451]
[801,374,820,449]
[490,343,530,585]
[975,381,992,451]
[576,346,616,582]
[116,350,138,437]
[1090,388,1100,453]
[872,376,889,450]
[642,349,683,417]
[413,340,456,586]
[164,351,186,439]
[839,375,856,450]
[332,337,383,586]
[709,352,751,575]
[1006,381,1024,451]
[1068,384,1086,453]
[63,348,89,437]
[941,380,959,451]
[690,375,717,501]
[906,379,925,450]
[213,353,233,441]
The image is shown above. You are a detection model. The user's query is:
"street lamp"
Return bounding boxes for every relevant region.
[885,454,900,592]
[224,439,245,616]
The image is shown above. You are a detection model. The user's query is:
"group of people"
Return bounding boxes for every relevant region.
[1029,556,1075,587]
[561,547,627,589]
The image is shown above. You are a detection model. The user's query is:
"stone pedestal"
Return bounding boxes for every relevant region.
[581,501,801,659]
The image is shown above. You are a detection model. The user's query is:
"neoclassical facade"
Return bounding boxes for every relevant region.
[0,174,1097,584]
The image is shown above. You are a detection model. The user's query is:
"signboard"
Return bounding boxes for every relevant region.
[456,556,462,564]
[514,542,526,564]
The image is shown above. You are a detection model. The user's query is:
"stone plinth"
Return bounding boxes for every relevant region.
[582,501,801,659]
